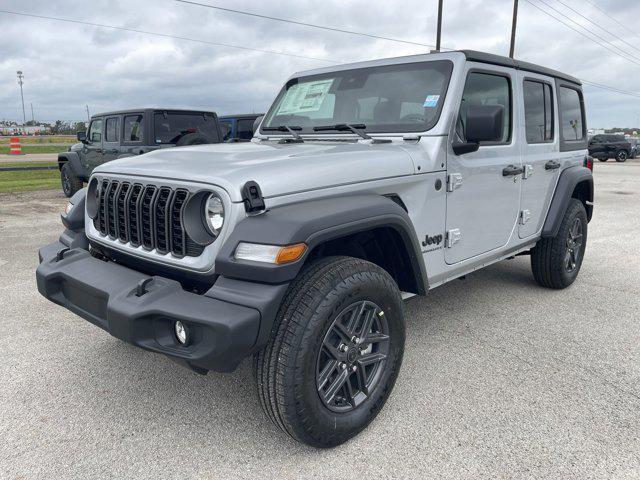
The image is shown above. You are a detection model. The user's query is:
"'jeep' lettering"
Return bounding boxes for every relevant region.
[422,234,443,247]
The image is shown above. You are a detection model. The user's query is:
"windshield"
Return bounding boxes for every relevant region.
[261,60,453,135]
[153,112,220,144]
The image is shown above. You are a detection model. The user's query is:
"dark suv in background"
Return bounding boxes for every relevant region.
[219,114,263,142]
[588,134,632,162]
[58,109,223,197]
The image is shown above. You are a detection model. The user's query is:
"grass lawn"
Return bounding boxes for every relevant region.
[0,135,75,145]
[0,145,68,154]
[0,163,60,193]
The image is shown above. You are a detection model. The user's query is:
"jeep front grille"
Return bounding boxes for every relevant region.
[93,180,204,258]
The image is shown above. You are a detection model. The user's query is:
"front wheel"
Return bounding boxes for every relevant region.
[616,150,628,162]
[254,256,405,448]
[60,162,82,197]
[531,198,588,289]
[598,158,608,162]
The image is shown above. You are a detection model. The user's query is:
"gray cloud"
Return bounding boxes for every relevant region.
[1,0,639,128]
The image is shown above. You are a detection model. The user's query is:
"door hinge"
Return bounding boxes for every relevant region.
[519,209,531,225]
[523,164,534,179]
[447,173,463,192]
[446,228,462,248]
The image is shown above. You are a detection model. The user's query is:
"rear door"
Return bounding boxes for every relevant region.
[101,115,121,163]
[445,66,522,264]
[518,73,560,239]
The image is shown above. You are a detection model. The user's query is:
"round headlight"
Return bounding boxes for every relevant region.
[204,194,224,237]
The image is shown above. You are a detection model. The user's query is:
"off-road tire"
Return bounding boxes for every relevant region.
[254,256,405,448]
[60,162,82,198]
[531,199,587,289]
[615,150,628,162]
[598,158,608,162]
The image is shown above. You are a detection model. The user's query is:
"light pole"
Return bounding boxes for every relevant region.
[16,71,26,126]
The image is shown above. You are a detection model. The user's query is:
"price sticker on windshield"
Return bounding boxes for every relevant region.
[423,95,440,108]
[276,79,334,115]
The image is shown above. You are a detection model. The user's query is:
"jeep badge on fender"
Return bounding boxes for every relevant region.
[36,49,593,448]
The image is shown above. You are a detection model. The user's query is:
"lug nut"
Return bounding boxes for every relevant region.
[352,365,357,372]
[340,363,347,370]
[340,344,348,352]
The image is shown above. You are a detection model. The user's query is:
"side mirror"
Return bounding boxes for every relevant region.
[453,105,504,155]
[77,131,87,142]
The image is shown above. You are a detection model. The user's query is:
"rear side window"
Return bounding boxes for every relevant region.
[124,115,144,142]
[458,72,511,143]
[523,80,553,143]
[153,113,220,144]
[237,119,255,140]
[105,117,119,143]
[559,87,585,141]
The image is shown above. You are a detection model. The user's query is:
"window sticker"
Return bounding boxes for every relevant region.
[276,79,334,115]
[423,94,440,108]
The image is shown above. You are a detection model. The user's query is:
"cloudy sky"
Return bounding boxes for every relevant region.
[1,0,639,128]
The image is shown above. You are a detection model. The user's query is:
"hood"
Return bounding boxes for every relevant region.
[95,141,417,202]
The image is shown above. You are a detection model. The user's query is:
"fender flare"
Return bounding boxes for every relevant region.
[216,194,428,292]
[542,165,593,238]
[57,152,88,181]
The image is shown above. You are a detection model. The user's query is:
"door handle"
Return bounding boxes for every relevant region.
[545,160,561,170]
[502,165,524,176]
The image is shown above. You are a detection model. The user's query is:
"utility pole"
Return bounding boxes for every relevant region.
[30,103,35,124]
[16,71,26,125]
[85,104,90,123]
[435,0,443,52]
[509,0,519,58]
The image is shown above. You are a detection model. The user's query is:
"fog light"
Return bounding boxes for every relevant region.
[174,321,188,345]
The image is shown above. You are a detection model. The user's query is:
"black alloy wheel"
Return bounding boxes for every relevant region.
[316,300,390,413]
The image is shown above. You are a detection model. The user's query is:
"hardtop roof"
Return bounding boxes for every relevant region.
[90,108,216,119]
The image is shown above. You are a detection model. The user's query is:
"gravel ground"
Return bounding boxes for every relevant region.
[1,161,639,479]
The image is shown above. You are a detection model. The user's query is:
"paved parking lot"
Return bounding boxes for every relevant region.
[1,161,639,479]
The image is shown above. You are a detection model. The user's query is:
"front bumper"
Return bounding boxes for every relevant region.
[36,241,264,373]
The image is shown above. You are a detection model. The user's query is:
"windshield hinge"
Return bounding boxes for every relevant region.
[242,181,266,214]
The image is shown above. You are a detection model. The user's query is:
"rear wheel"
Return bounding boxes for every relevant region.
[615,150,628,162]
[531,199,587,289]
[60,162,82,197]
[598,158,608,162]
[254,256,405,448]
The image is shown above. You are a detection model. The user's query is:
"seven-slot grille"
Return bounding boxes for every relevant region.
[93,179,204,258]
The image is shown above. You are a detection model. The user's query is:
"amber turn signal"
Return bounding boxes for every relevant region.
[275,243,307,264]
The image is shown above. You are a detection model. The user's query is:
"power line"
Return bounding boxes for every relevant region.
[531,0,640,65]
[176,0,452,50]
[523,0,640,69]
[0,9,340,64]
[582,0,640,40]
[581,80,640,99]
[552,0,640,54]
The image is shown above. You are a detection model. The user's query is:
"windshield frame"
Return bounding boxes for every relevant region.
[260,59,454,137]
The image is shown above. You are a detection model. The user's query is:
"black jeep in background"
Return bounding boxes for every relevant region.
[588,134,632,162]
[58,108,223,197]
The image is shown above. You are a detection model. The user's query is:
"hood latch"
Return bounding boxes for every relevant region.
[242,181,266,213]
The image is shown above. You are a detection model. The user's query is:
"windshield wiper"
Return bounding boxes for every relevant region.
[313,123,372,140]
[262,125,304,142]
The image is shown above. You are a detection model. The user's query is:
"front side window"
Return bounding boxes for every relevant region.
[88,119,102,143]
[237,118,255,140]
[220,120,232,141]
[523,80,553,143]
[105,117,119,143]
[457,72,511,144]
[124,114,144,142]
[153,113,220,144]
[559,87,584,141]
[262,60,453,134]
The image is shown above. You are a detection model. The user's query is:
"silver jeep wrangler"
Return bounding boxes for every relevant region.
[36,50,593,448]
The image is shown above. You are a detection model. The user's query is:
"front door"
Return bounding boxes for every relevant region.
[518,73,561,239]
[445,67,522,264]
[82,117,103,174]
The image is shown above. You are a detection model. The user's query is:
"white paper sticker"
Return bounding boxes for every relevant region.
[423,94,440,108]
[276,79,334,115]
